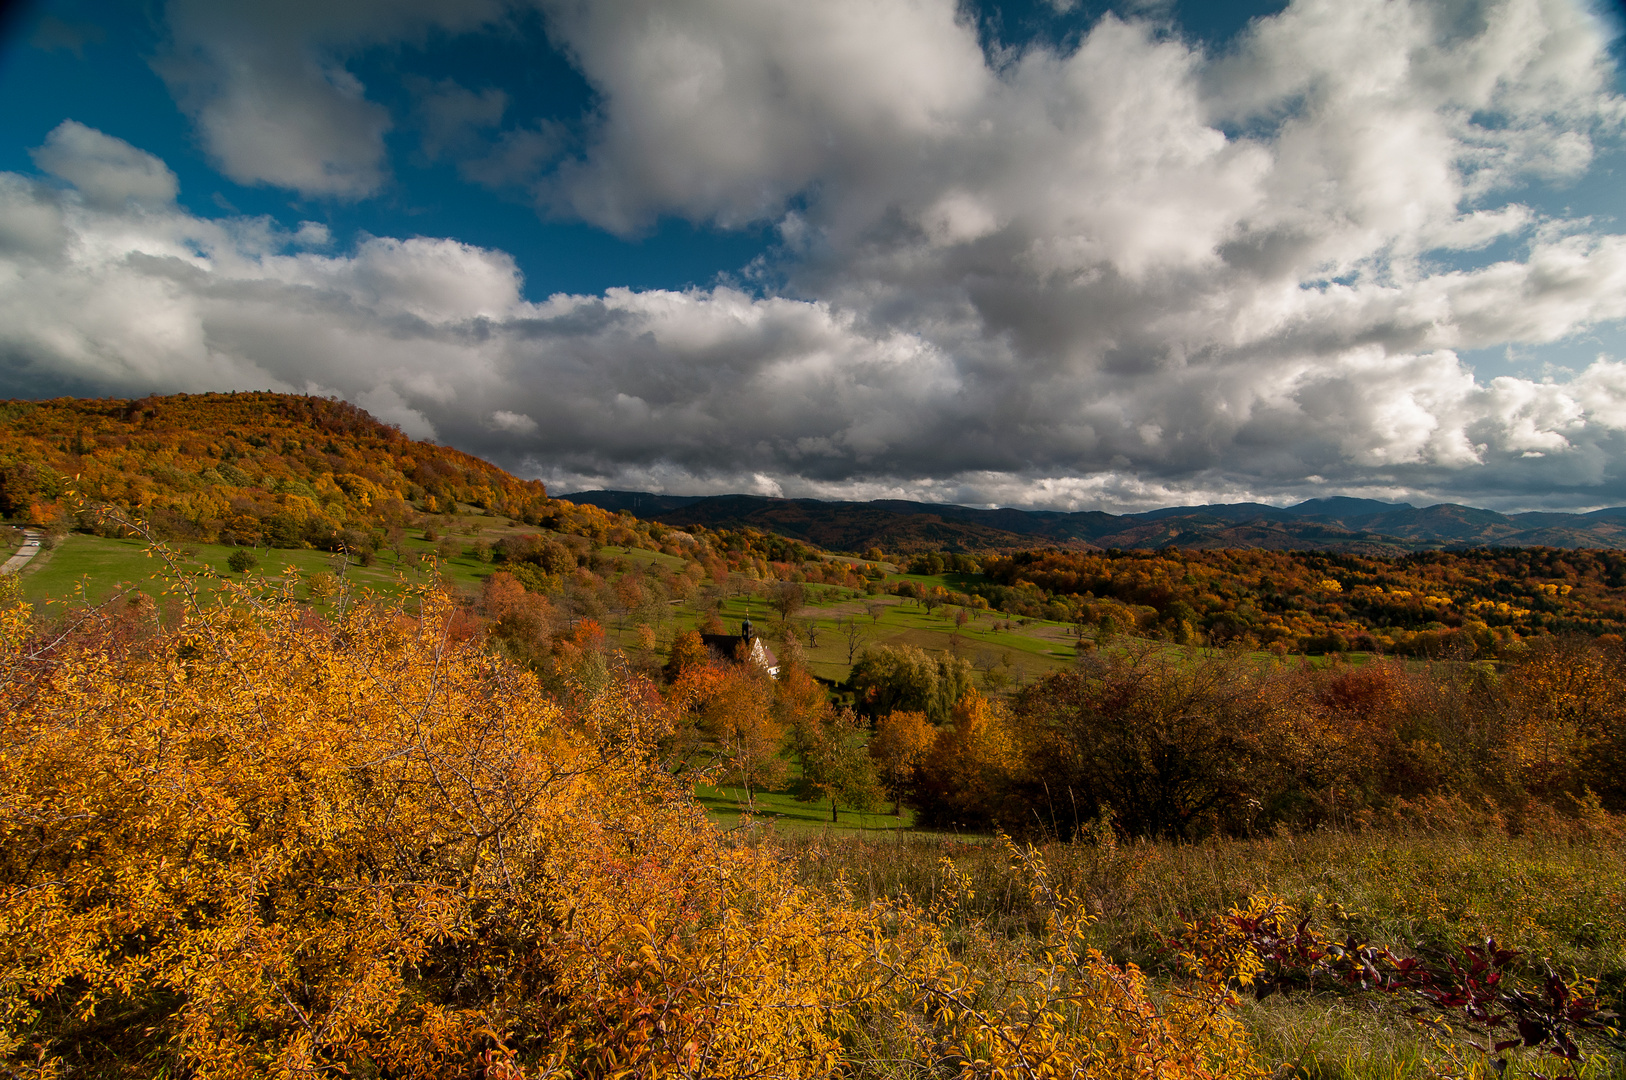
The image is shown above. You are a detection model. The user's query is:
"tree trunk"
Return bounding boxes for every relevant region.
[830,797,838,823]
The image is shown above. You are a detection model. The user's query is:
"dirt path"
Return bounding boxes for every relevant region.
[1,530,42,576]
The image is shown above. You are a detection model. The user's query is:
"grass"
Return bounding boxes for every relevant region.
[700,589,1086,688]
[694,780,917,832]
[10,522,1625,1076]
[17,533,468,607]
[14,512,605,608]
[767,823,1626,1078]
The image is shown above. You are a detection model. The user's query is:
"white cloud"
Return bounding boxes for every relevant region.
[30,121,178,210]
[6,125,1626,511]
[490,410,539,434]
[9,0,1626,511]
[538,0,991,232]
[293,221,332,248]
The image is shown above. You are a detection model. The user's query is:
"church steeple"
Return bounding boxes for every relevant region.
[740,611,754,641]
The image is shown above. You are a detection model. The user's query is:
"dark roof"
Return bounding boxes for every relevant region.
[700,633,779,671]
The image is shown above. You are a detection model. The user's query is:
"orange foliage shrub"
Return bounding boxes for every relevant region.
[997,646,1577,838]
[0,580,1261,1078]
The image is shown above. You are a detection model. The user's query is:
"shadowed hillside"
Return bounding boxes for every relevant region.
[564,489,1626,553]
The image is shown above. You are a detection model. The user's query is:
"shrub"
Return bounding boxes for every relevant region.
[1012,647,1281,839]
[0,578,1262,1079]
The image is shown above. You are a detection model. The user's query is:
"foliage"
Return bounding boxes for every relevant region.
[768,580,806,621]
[480,570,559,670]
[1176,895,1621,1078]
[869,710,936,816]
[670,652,787,808]
[0,392,632,552]
[1007,648,1274,839]
[786,820,1626,1077]
[894,638,1626,837]
[849,643,975,723]
[790,707,884,822]
[978,547,1626,653]
[913,690,1023,832]
[0,572,1271,1078]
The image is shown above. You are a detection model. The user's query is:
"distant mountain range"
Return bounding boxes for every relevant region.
[559,491,1626,554]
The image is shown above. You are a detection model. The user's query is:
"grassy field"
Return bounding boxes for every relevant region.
[8,521,1623,1077]
[12,512,616,607]
[678,583,1087,689]
[693,778,918,832]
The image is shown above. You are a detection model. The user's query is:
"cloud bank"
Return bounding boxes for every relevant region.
[4,0,1626,511]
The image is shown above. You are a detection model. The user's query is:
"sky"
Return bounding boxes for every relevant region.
[2,0,1626,513]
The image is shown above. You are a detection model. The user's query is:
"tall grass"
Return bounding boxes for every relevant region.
[764,820,1626,1078]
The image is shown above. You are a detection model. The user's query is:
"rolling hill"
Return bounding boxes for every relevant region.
[0,393,574,549]
[561,490,1626,553]
[9,391,1625,561]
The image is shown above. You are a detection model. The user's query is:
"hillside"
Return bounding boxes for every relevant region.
[966,545,1626,654]
[564,489,1626,553]
[0,393,566,548]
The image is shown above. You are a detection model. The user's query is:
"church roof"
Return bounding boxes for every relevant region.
[700,632,779,674]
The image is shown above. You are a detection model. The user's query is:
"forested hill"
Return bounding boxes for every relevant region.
[0,393,568,547]
[564,490,1626,554]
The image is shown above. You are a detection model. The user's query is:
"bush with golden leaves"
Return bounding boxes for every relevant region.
[0,575,1259,1079]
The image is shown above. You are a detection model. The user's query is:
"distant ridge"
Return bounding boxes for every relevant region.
[560,489,1626,554]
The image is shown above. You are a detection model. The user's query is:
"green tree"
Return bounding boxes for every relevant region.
[849,643,974,724]
[794,708,884,822]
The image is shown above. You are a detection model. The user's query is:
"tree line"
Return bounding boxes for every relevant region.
[892,545,1626,657]
[851,638,1626,839]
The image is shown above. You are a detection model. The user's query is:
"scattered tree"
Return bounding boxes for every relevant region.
[770,580,807,621]
[795,708,884,822]
[841,616,866,664]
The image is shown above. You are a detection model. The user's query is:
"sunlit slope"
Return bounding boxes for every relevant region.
[0,392,552,542]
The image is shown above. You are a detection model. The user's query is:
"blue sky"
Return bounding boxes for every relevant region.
[0,0,779,297]
[2,0,1626,512]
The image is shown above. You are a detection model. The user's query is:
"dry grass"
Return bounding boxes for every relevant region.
[764,822,1626,1078]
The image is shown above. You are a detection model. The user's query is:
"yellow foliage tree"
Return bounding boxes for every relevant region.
[869,709,935,816]
[700,662,785,809]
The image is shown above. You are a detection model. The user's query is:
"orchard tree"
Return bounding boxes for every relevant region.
[795,708,884,822]
[841,616,867,664]
[701,664,785,810]
[770,580,807,621]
